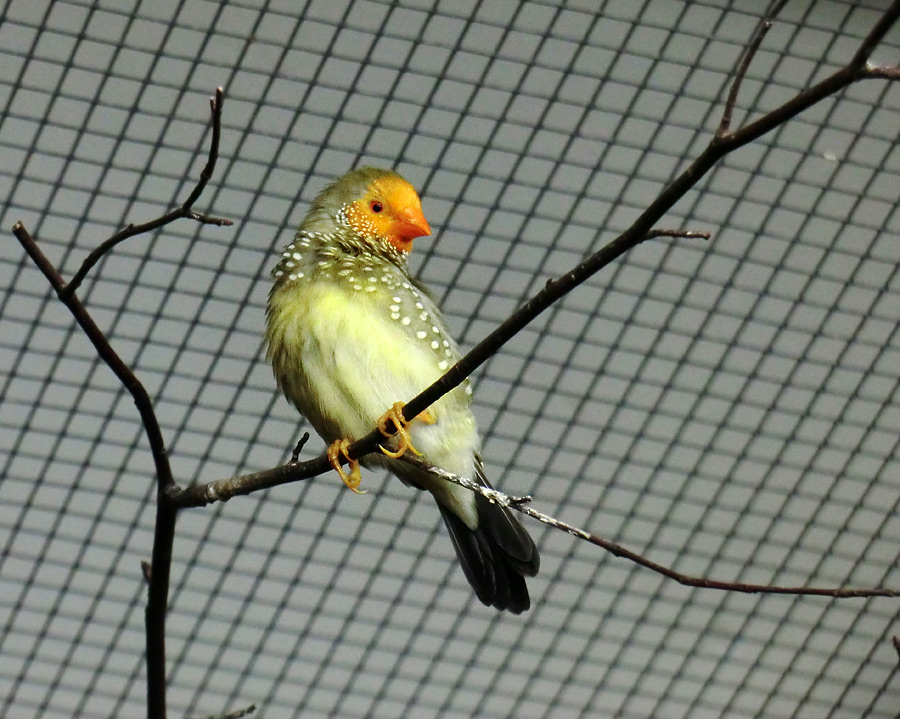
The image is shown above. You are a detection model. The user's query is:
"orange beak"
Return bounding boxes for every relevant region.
[392,204,431,241]
[386,204,431,253]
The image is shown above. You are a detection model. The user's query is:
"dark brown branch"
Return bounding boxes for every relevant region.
[12,223,176,492]
[188,704,257,719]
[867,66,900,80]
[172,451,332,508]
[851,2,900,68]
[645,228,711,241]
[718,0,788,137]
[64,88,230,296]
[398,457,900,599]
[13,88,229,719]
[290,432,311,463]
[13,221,178,719]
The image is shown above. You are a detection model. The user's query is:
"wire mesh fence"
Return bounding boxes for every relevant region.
[1,1,899,717]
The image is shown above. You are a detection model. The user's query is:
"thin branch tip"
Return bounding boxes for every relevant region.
[188,211,233,226]
[718,1,786,136]
[188,703,257,719]
[647,228,711,241]
[63,87,228,293]
[209,88,225,113]
[290,432,311,463]
[399,457,900,600]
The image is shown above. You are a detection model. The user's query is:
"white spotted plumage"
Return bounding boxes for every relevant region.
[267,226,479,525]
[265,167,538,612]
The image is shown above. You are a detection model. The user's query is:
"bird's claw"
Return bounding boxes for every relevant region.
[327,439,366,494]
[377,402,434,459]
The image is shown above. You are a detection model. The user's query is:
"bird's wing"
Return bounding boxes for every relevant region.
[295,281,477,458]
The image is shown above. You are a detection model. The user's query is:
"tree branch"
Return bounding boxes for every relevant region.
[717,0,788,137]
[398,457,900,599]
[63,88,230,297]
[188,704,257,719]
[13,88,229,719]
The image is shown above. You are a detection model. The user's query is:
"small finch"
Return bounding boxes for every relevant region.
[265,167,539,612]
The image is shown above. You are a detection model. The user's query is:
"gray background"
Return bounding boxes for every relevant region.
[1,1,899,717]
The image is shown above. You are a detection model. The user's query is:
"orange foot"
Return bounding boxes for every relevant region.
[377,401,436,459]
[327,439,366,494]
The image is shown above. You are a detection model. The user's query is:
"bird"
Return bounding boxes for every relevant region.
[265,166,539,613]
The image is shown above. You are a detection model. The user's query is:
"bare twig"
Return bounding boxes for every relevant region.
[13,88,229,719]
[63,88,230,296]
[188,704,257,719]
[13,223,178,719]
[172,452,331,507]
[867,66,900,79]
[399,457,900,599]
[12,224,176,492]
[718,0,788,137]
[645,228,711,241]
[290,432,311,464]
[851,2,900,68]
[729,2,900,149]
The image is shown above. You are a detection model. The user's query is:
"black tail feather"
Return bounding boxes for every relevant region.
[437,488,539,614]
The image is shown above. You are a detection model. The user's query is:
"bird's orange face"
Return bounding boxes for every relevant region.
[344,174,431,254]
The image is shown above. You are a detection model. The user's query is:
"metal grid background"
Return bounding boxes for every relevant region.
[1,1,899,717]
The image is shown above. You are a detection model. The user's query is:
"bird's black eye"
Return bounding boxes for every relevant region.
[370,201,383,213]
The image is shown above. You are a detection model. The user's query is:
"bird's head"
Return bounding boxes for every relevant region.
[316,167,431,255]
